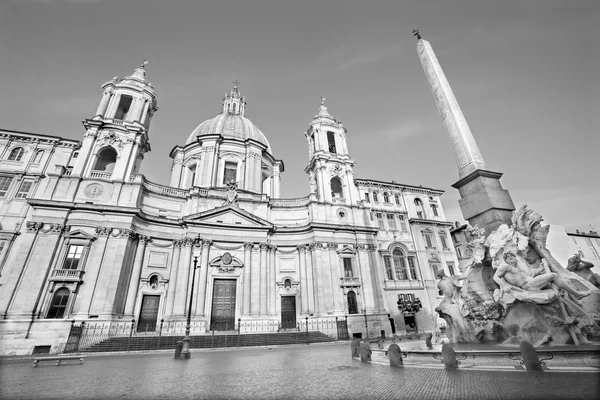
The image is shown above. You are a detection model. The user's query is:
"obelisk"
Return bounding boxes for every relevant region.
[414,30,515,234]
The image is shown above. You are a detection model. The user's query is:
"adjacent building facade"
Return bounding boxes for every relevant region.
[0,65,458,355]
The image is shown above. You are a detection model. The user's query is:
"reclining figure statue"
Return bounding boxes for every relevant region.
[494,251,592,305]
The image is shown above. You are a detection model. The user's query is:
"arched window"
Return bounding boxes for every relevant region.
[149,275,159,290]
[7,147,24,161]
[383,192,390,203]
[394,194,400,205]
[414,198,426,219]
[33,150,44,164]
[373,192,379,202]
[347,291,358,314]
[47,288,70,319]
[392,248,407,280]
[187,165,197,188]
[93,148,117,172]
[330,177,343,198]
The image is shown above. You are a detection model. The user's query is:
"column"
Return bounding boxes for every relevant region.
[133,98,146,122]
[195,239,211,316]
[321,242,334,312]
[105,93,121,119]
[242,242,253,316]
[123,235,150,316]
[273,165,281,198]
[95,89,112,117]
[250,244,260,316]
[166,240,182,315]
[268,245,277,316]
[329,245,344,313]
[72,228,110,316]
[173,237,193,316]
[297,245,308,314]
[140,100,150,126]
[308,242,320,313]
[259,243,268,315]
[169,156,184,187]
[356,246,375,312]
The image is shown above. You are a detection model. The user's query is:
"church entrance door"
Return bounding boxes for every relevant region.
[210,279,236,331]
[138,295,160,332]
[281,296,296,329]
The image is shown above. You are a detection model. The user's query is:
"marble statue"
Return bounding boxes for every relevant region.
[494,251,591,304]
[435,205,600,346]
[567,254,600,288]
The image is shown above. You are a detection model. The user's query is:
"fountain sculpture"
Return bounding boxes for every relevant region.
[436,205,600,346]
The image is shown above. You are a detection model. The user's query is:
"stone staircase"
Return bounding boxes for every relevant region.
[77,331,336,353]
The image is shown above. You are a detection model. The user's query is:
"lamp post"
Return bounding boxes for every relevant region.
[180,255,199,359]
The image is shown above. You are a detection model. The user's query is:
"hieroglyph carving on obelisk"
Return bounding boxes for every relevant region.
[416,34,488,179]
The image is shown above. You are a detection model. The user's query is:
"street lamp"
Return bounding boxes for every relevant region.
[180,255,200,359]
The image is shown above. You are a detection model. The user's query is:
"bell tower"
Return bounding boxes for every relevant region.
[72,61,158,181]
[304,98,359,205]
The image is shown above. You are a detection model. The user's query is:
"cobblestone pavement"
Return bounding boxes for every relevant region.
[1,342,599,400]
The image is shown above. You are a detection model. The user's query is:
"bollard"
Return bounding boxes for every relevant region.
[388,344,403,367]
[519,341,543,372]
[359,342,372,363]
[174,341,183,359]
[441,343,458,369]
[425,332,433,349]
[351,339,361,358]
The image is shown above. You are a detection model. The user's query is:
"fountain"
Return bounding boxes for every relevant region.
[436,205,599,347]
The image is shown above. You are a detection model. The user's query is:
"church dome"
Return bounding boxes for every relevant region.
[186,113,271,152]
[185,83,272,153]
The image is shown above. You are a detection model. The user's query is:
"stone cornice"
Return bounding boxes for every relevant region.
[408,218,454,228]
[354,178,444,195]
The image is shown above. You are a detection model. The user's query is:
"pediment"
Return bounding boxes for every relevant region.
[183,204,273,228]
[336,245,356,255]
[63,229,96,240]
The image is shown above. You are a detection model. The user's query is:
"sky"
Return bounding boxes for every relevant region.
[1,0,598,233]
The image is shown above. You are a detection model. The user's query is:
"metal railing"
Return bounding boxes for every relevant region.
[64,316,349,353]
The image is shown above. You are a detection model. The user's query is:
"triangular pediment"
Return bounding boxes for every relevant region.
[183,204,273,229]
[62,229,96,240]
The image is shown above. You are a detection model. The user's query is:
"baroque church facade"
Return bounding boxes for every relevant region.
[0,65,458,355]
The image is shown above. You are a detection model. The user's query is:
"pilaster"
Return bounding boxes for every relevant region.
[242,242,253,316]
[297,245,308,314]
[259,243,268,315]
[123,234,150,316]
[195,239,211,316]
[165,239,182,316]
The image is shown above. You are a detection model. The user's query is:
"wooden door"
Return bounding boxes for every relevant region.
[138,295,160,332]
[210,279,236,331]
[281,296,296,329]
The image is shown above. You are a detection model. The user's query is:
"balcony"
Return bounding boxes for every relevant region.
[340,276,361,287]
[49,269,85,282]
[89,170,112,179]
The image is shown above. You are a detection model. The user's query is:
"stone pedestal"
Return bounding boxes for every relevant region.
[451,169,515,235]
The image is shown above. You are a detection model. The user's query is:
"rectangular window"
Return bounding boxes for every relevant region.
[373,192,379,202]
[376,213,384,229]
[456,246,462,259]
[398,215,407,231]
[327,131,336,153]
[72,152,79,159]
[384,256,394,280]
[393,256,407,280]
[223,162,237,184]
[447,262,455,276]
[343,258,353,277]
[439,234,448,249]
[62,245,84,270]
[364,192,370,202]
[452,233,460,243]
[394,194,400,205]
[15,179,34,199]
[387,214,397,230]
[584,237,593,246]
[431,204,439,217]
[369,212,374,221]
[424,233,434,248]
[0,176,13,197]
[417,211,423,219]
[407,256,418,280]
